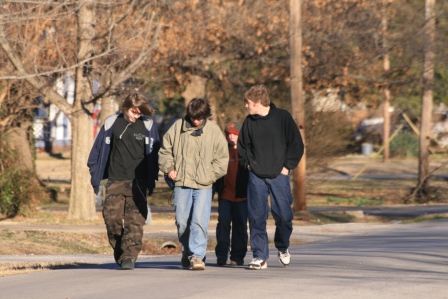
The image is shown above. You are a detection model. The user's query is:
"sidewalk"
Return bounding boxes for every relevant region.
[0,219,394,264]
[2,203,448,263]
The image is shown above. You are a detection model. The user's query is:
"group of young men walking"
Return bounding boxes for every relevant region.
[87,84,304,271]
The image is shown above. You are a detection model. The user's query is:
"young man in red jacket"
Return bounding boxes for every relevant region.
[215,122,249,266]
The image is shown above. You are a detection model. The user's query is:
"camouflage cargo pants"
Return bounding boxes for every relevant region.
[103,179,148,265]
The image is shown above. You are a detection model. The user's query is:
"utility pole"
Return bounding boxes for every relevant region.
[382,0,392,162]
[290,0,306,212]
[418,0,436,191]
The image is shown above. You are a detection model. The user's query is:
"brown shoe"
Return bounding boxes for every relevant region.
[190,256,205,270]
[230,260,243,266]
[121,259,134,270]
[217,259,227,266]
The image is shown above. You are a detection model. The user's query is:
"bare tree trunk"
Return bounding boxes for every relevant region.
[418,0,435,193]
[99,68,119,127]
[99,95,119,127]
[69,112,95,219]
[5,123,34,171]
[206,93,220,124]
[290,0,306,212]
[68,1,96,220]
[382,0,391,162]
[182,75,208,106]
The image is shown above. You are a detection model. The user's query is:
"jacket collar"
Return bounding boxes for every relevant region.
[249,102,276,120]
[104,113,153,131]
[181,117,207,136]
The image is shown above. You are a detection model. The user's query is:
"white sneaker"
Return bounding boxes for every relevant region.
[278,249,291,266]
[248,258,267,270]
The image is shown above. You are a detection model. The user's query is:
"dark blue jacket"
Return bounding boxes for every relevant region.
[87,113,160,195]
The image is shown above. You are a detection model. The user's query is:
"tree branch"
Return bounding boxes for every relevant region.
[0,26,73,118]
[110,12,161,89]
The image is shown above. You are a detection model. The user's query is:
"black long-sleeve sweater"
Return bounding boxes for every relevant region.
[237,103,304,178]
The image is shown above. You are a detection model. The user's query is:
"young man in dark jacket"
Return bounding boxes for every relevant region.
[237,85,304,270]
[87,92,160,270]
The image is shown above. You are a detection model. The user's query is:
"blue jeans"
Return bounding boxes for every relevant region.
[247,171,293,261]
[215,198,248,264]
[173,187,213,260]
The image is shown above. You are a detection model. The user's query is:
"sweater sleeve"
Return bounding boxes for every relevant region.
[150,125,161,180]
[211,129,230,181]
[284,114,304,170]
[237,117,250,169]
[87,126,106,194]
[158,123,176,174]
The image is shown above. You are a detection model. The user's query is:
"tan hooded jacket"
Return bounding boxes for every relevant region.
[159,118,229,189]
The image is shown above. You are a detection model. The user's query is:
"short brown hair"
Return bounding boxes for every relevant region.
[244,85,270,107]
[121,92,154,116]
[186,98,212,120]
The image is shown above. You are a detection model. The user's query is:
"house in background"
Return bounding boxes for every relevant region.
[33,73,101,154]
[33,97,52,152]
[310,87,448,152]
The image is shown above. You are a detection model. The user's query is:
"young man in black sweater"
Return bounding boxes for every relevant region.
[237,85,304,270]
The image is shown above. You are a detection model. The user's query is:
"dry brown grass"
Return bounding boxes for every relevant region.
[2,210,104,225]
[0,230,110,255]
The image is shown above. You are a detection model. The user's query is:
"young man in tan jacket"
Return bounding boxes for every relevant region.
[159,98,228,270]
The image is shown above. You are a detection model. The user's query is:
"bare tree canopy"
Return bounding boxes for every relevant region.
[0,0,161,219]
[1,0,448,216]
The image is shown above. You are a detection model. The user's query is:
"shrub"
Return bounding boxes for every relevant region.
[0,139,43,217]
[306,110,353,169]
[390,132,419,158]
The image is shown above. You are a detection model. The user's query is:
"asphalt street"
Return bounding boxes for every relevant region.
[0,218,447,299]
[308,204,448,217]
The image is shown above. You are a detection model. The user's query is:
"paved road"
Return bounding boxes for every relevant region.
[309,204,448,217]
[0,218,447,299]
[309,173,448,180]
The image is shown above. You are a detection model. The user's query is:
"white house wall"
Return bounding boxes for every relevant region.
[50,73,75,146]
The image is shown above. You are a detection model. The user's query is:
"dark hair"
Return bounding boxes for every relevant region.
[186,98,212,120]
[121,92,154,116]
[244,85,270,107]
